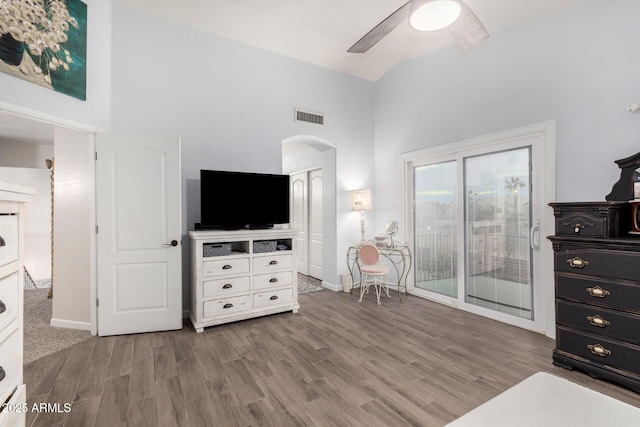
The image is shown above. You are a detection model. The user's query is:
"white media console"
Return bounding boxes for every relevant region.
[189,228,299,333]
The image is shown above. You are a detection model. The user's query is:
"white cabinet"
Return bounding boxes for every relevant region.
[0,181,34,427]
[189,229,299,333]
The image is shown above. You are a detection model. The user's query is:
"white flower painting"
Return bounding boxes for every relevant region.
[0,0,87,100]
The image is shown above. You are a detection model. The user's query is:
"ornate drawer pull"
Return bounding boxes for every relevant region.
[222,265,232,270]
[269,295,278,301]
[587,344,611,357]
[269,260,278,265]
[586,286,610,298]
[567,257,589,268]
[269,278,278,283]
[587,315,611,328]
[223,303,233,309]
[573,223,584,234]
[222,284,232,289]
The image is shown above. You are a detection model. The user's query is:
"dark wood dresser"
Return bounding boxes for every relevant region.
[549,201,640,393]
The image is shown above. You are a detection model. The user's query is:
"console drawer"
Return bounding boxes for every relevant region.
[254,288,293,308]
[203,257,250,277]
[0,328,20,406]
[556,300,640,343]
[0,216,18,269]
[203,276,250,298]
[556,326,640,377]
[0,272,18,334]
[203,295,251,318]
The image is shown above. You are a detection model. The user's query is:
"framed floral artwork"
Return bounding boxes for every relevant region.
[0,0,87,100]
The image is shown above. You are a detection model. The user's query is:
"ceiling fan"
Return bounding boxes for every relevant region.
[347,0,489,53]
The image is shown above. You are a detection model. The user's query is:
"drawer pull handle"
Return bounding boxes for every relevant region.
[567,257,589,269]
[0,366,5,382]
[222,284,232,289]
[269,260,278,265]
[223,303,233,309]
[269,278,278,283]
[587,286,610,298]
[270,295,278,301]
[0,300,5,314]
[587,315,611,328]
[573,223,583,234]
[222,265,232,270]
[587,344,611,357]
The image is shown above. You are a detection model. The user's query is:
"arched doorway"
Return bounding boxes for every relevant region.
[282,135,338,289]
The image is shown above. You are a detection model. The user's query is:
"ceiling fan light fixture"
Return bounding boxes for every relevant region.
[409,0,462,32]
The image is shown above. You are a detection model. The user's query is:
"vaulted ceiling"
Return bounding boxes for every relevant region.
[111,0,589,81]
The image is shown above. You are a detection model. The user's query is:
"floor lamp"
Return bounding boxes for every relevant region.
[351,189,372,245]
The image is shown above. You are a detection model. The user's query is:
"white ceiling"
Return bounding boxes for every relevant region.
[0,0,590,144]
[112,0,589,81]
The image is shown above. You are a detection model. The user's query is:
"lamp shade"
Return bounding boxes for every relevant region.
[409,0,462,31]
[351,189,372,211]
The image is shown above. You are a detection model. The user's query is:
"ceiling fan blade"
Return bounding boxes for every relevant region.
[347,2,411,53]
[448,2,489,50]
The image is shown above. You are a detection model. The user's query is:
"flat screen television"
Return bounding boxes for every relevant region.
[198,169,290,230]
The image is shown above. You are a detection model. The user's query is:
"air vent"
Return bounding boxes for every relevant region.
[295,109,324,126]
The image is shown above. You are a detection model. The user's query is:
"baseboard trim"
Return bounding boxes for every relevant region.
[50,317,91,331]
[322,280,340,292]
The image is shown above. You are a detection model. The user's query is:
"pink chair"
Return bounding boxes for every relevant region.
[358,244,390,305]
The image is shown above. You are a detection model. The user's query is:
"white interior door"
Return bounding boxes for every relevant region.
[96,135,182,336]
[308,169,323,280]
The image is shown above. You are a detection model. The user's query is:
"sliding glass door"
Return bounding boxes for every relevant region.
[414,161,458,298]
[406,123,553,331]
[464,148,532,319]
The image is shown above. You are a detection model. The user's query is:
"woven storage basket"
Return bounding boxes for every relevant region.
[203,243,232,257]
[253,240,277,253]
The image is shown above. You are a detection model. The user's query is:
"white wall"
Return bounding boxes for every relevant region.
[51,127,94,330]
[0,140,53,169]
[109,6,376,301]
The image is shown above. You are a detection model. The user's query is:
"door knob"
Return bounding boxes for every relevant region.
[163,240,179,247]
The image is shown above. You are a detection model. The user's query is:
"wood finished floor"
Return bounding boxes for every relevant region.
[24,288,640,427]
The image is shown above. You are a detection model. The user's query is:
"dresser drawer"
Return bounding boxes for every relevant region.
[556,326,640,377]
[550,202,627,238]
[254,271,294,290]
[556,273,640,312]
[203,295,251,318]
[0,328,20,406]
[556,300,640,343]
[0,272,18,334]
[203,276,250,298]
[0,384,26,427]
[0,216,18,269]
[555,248,640,281]
[253,253,292,273]
[203,257,250,277]
[254,288,293,308]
